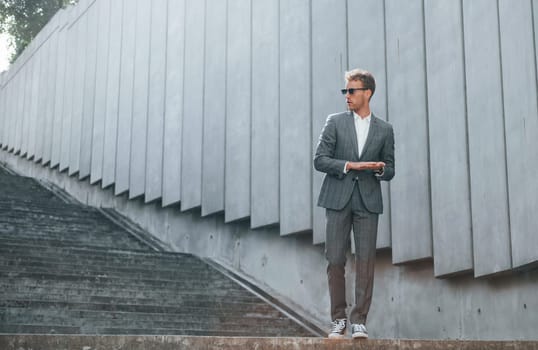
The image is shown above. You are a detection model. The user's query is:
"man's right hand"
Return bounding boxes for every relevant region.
[345,161,385,172]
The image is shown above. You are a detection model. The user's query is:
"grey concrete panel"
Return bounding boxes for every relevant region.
[225,0,251,222]
[11,73,20,152]
[34,22,54,164]
[0,78,4,147]
[11,74,21,153]
[26,55,39,158]
[33,36,48,162]
[348,0,391,249]
[162,0,185,207]
[0,75,4,147]
[498,0,538,269]
[201,0,226,216]
[59,15,77,172]
[68,10,88,176]
[12,61,23,152]
[0,77,6,148]
[38,24,58,165]
[424,0,473,277]
[4,75,19,151]
[385,0,432,264]
[101,0,123,187]
[20,57,32,155]
[29,11,49,165]
[19,62,32,157]
[535,0,538,89]
[145,0,167,203]
[279,0,312,235]
[180,0,205,211]
[5,76,13,150]
[128,0,152,199]
[462,0,511,277]
[50,11,70,168]
[16,64,29,155]
[89,0,111,184]
[78,1,99,179]
[42,14,61,164]
[2,82,8,149]
[114,0,137,195]
[2,79,9,150]
[27,51,42,160]
[2,75,10,148]
[5,77,12,150]
[5,75,13,150]
[6,79,14,150]
[250,0,279,228]
[311,0,347,244]
[5,78,16,151]
[11,59,22,152]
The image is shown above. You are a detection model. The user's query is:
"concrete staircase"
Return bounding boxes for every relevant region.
[3,164,538,349]
[0,166,315,337]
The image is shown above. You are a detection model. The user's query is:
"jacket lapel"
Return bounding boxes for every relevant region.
[345,111,360,160]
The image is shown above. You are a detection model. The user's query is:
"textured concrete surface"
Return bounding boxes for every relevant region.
[1,335,538,350]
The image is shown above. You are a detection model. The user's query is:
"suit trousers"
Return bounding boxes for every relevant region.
[325,183,379,324]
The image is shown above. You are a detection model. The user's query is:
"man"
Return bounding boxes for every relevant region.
[314,68,395,339]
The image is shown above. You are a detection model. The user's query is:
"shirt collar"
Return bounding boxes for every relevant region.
[353,112,371,123]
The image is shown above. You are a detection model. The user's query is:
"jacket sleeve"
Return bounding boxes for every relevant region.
[314,115,347,179]
[377,125,395,181]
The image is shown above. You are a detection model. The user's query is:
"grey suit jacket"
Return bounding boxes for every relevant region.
[314,111,395,213]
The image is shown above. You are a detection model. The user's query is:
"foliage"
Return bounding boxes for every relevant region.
[0,0,75,63]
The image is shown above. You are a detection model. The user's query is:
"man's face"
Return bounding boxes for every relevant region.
[345,80,370,113]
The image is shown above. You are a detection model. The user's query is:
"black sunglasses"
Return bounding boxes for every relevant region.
[341,88,369,95]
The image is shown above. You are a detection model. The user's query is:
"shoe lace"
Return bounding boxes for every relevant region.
[331,319,346,332]
[354,324,367,333]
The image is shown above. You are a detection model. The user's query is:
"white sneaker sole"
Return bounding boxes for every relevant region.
[328,333,346,339]
[352,332,368,339]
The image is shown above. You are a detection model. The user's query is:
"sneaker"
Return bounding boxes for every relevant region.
[351,323,368,339]
[328,318,347,339]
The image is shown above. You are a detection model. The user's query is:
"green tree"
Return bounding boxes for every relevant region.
[0,0,75,63]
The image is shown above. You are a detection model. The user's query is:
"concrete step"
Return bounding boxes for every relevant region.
[0,263,241,285]
[2,335,538,350]
[0,278,246,301]
[0,288,263,306]
[0,325,307,336]
[0,231,152,252]
[0,271,242,291]
[0,252,218,274]
[1,306,285,324]
[0,298,279,316]
[0,312,304,333]
[0,234,150,251]
[0,282,255,301]
[0,241,180,260]
[0,310,307,337]
[0,243,207,268]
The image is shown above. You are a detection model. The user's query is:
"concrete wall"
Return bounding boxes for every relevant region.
[1,0,538,340]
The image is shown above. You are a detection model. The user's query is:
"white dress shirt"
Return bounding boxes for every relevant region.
[343,112,371,174]
[354,111,371,157]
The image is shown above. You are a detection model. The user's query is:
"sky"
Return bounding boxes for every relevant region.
[0,33,14,73]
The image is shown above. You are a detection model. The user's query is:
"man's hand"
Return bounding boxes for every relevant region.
[345,161,385,172]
